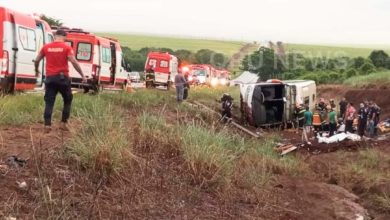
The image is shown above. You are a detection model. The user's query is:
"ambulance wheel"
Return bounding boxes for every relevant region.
[83,86,90,94]
[146,81,153,89]
[0,77,14,94]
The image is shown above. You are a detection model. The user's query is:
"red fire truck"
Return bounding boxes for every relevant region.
[60,28,129,92]
[0,7,54,93]
[144,51,178,89]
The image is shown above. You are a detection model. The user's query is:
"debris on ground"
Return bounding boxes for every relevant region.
[274,143,300,155]
[317,132,361,144]
[17,181,28,190]
[6,156,27,168]
[378,119,390,133]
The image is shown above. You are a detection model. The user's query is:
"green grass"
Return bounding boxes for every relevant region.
[66,97,132,174]
[286,43,390,58]
[0,94,43,125]
[98,33,245,56]
[343,71,390,87]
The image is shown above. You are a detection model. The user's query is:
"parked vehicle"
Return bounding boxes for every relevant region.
[128,71,141,82]
[182,64,218,86]
[216,69,231,86]
[0,7,54,93]
[240,80,316,127]
[144,51,178,89]
[61,28,129,92]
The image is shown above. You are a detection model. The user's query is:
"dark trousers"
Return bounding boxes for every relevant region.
[44,75,73,126]
[358,119,367,136]
[329,123,337,136]
[346,120,354,133]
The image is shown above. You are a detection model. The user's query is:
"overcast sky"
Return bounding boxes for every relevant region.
[2,0,390,45]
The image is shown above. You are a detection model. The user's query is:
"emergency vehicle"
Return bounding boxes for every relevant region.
[181,64,218,86]
[60,28,129,92]
[0,7,54,93]
[216,69,231,86]
[144,51,178,89]
[240,80,316,128]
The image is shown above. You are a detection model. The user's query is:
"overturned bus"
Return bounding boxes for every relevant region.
[240,80,316,127]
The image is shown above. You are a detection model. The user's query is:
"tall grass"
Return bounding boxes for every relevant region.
[343,71,390,87]
[0,94,44,125]
[66,98,132,174]
[102,90,175,109]
[181,124,244,187]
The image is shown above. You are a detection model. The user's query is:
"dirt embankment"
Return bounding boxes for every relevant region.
[318,85,390,120]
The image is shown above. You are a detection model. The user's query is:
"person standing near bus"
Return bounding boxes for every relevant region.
[34,29,86,133]
[302,106,313,144]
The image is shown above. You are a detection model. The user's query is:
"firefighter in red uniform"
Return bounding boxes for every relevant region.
[34,30,86,133]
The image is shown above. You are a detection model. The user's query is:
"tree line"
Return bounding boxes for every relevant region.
[122,47,229,71]
[241,46,390,84]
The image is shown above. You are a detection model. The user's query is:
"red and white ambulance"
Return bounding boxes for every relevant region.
[0,7,54,93]
[144,51,178,88]
[61,28,129,92]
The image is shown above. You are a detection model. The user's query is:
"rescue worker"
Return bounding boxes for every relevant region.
[318,98,326,112]
[330,99,336,110]
[294,103,305,129]
[345,102,356,133]
[34,29,86,133]
[339,97,348,119]
[357,103,369,137]
[312,108,322,134]
[221,93,233,123]
[368,102,381,137]
[302,106,313,144]
[183,71,190,100]
[174,70,187,103]
[328,106,337,136]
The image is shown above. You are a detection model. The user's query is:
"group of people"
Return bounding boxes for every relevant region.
[298,97,381,143]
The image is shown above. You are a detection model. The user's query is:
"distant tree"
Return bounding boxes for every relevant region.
[369,50,389,68]
[40,14,63,27]
[174,49,196,64]
[195,49,214,64]
[351,56,366,69]
[240,47,283,80]
[359,62,376,75]
[345,68,358,78]
[211,53,227,68]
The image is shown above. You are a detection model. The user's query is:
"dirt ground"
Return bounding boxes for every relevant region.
[0,84,389,219]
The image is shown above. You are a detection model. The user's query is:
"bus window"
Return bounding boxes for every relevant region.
[76,42,92,61]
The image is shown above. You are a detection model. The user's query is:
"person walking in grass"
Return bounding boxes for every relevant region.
[302,106,313,144]
[174,71,187,103]
[34,29,86,133]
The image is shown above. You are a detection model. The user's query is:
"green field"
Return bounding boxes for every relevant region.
[285,43,390,58]
[98,33,246,56]
[343,71,390,87]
